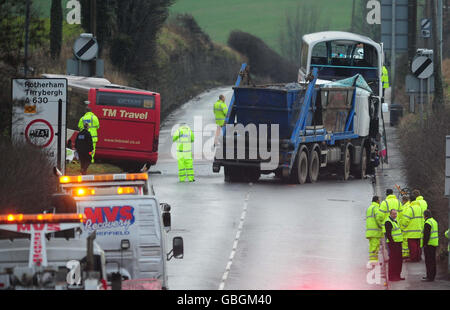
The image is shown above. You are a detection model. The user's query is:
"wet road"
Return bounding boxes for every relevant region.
[150,87,378,290]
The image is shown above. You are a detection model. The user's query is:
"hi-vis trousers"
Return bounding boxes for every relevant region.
[177,152,194,182]
[402,238,410,258]
[91,142,96,163]
[368,237,381,262]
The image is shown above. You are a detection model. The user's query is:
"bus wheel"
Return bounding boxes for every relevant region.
[307,149,320,183]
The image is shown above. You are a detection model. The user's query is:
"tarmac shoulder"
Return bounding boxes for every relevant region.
[376,114,450,290]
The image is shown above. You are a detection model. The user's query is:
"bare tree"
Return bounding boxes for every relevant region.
[278,3,326,64]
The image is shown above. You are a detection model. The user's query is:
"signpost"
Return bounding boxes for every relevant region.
[421,18,431,38]
[445,136,450,197]
[11,78,67,173]
[381,0,409,109]
[73,35,98,61]
[67,33,103,77]
[408,50,434,126]
[381,0,409,52]
[446,136,450,275]
[412,56,433,79]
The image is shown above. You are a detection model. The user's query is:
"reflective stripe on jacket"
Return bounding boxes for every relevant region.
[381,66,389,88]
[366,202,383,238]
[400,200,423,238]
[385,217,403,243]
[78,112,100,142]
[214,100,228,126]
[424,218,439,247]
[415,196,428,213]
[173,125,194,152]
[445,229,449,252]
[397,201,408,223]
[380,195,400,231]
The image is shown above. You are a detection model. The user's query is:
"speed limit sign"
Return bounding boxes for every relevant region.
[11,78,67,172]
[25,119,54,148]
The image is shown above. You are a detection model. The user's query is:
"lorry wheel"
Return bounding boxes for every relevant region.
[243,167,260,183]
[275,169,283,179]
[291,150,308,184]
[307,150,320,183]
[224,166,233,183]
[340,145,351,181]
[225,166,246,183]
[354,146,367,179]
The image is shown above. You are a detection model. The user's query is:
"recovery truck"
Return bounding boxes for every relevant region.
[0,212,107,290]
[57,172,184,290]
[213,31,387,184]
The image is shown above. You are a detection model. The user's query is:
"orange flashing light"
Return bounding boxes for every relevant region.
[60,176,71,183]
[72,188,95,197]
[6,214,23,222]
[117,187,136,195]
[0,213,86,224]
[60,173,148,184]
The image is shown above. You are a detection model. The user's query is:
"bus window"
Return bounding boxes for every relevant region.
[330,42,352,66]
[300,42,309,71]
[353,44,364,60]
[310,42,327,65]
[97,92,155,109]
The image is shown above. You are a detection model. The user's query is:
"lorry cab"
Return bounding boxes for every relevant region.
[58,172,183,290]
[298,31,384,97]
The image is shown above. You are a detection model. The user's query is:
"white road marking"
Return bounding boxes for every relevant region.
[218,186,251,290]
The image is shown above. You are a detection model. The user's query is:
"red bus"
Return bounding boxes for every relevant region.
[87,87,160,166]
[43,74,160,169]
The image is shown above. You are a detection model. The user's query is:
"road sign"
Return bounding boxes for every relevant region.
[380,0,409,52]
[411,56,433,79]
[73,35,98,61]
[25,119,54,148]
[446,136,450,196]
[11,78,67,172]
[420,18,431,38]
[405,74,434,93]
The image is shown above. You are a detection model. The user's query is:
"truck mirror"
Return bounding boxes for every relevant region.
[53,167,63,176]
[162,212,171,228]
[160,203,171,212]
[110,272,122,290]
[120,239,130,250]
[172,237,184,259]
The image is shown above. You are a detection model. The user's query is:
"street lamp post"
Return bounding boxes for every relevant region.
[24,0,31,77]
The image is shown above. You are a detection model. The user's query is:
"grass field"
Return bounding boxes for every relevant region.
[65,161,123,175]
[33,0,69,17]
[170,0,354,53]
[34,0,354,53]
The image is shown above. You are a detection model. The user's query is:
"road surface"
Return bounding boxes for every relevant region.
[151,87,380,290]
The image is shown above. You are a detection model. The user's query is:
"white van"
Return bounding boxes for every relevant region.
[58,172,183,290]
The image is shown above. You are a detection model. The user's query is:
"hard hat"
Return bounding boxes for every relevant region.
[84,100,90,105]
